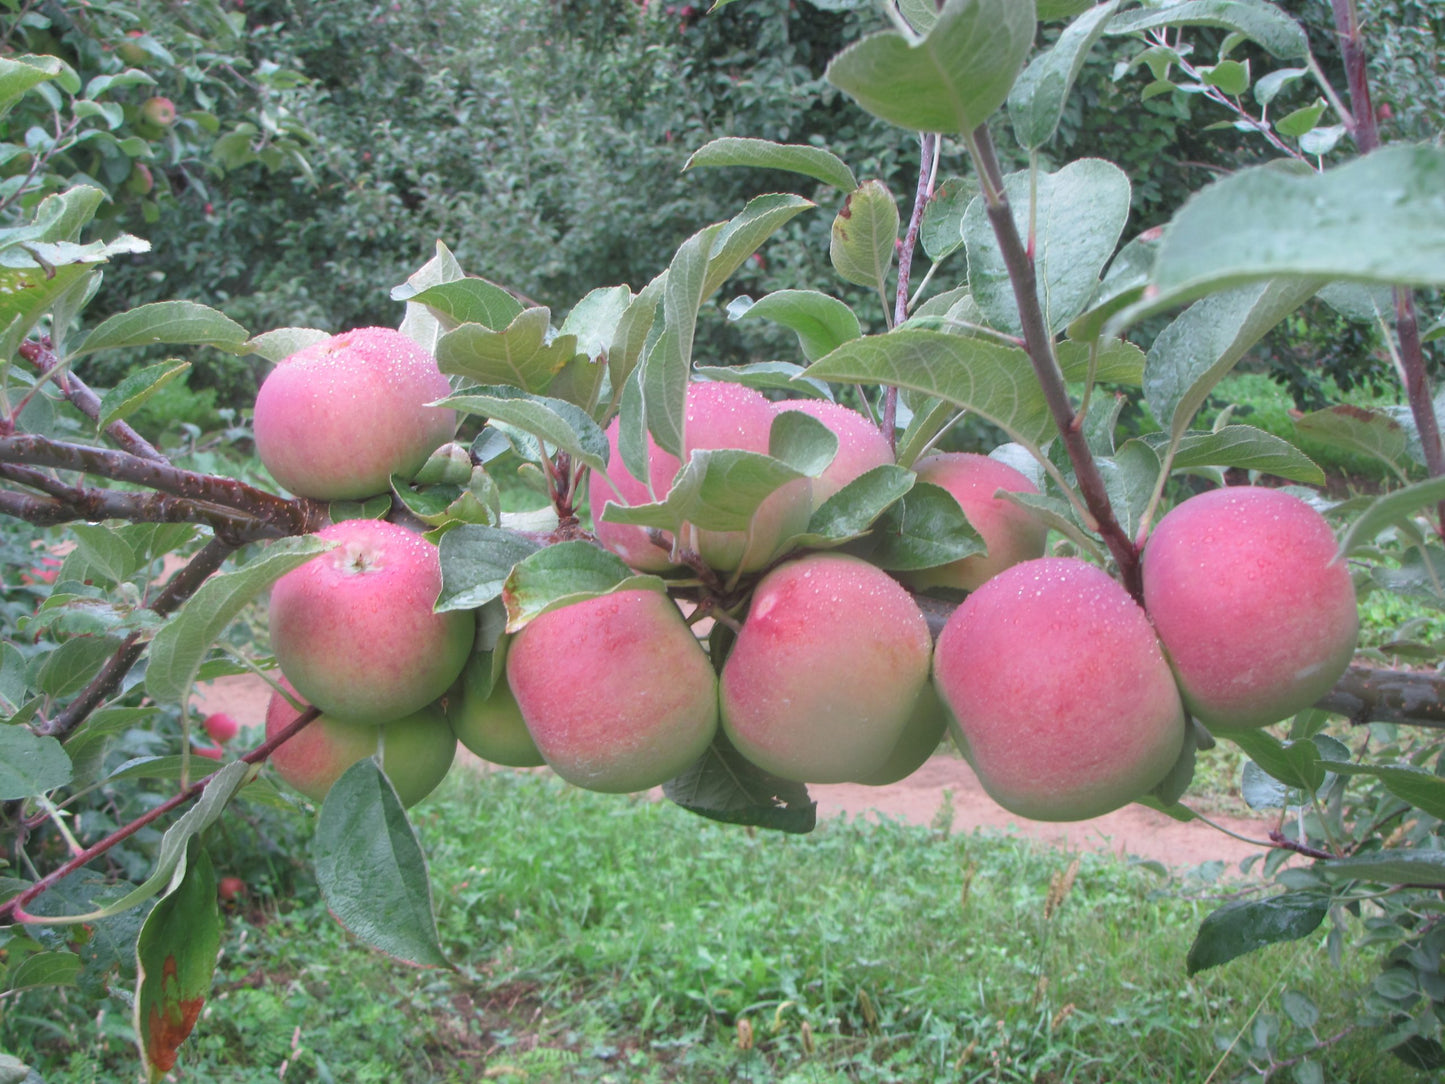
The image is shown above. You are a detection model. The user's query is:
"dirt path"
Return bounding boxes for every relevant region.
[196,674,1270,869]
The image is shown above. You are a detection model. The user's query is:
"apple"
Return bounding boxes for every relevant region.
[268,518,474,724]
[449,647,545,768]
[124,162,154,196]
[506,589,717,792]
[116,32,150,68]
[899,452,1047,593]
[217,876,246,903]
[140,96,177,127]
[252,326,456,501]
[203,712,239,744]
[720,553,934,784]
[934,557,1186,821]
[264,679,456,808]
[588,416,681,571]
[1141,486,1358,731]
[677,381,812,573]
[191,744,224,761]
[774,399,893,505]
[852,682,949,787]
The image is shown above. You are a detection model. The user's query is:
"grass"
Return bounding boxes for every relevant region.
[6,769,1427,1083]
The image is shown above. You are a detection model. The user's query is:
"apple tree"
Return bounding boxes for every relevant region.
[3,0,1445,1078]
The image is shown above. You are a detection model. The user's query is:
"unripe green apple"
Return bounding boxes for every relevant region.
[774,399,893,505]
[506,589,718,793]
[1142,486,1358,730]
[116,32,151,68]
[678,381,811,572]
[934,557,1186,821]
[264,679,456,807]
[900,452,1047,592]
[140,96,177,127]
[721,553,934,784]
[449,647,545,768]
[253,326,455,501]
[269,518,474,724]
[124,162,154,196]
[588,417,681,571]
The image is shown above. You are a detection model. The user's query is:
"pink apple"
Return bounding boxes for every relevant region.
[217,876,246,902]
[1142,486,1358,730]
[721,553,933,783]
[203,712,240,744]
[253,326,455,500]
[268,518,474,724]
[774,399,893,505]
[140,96,176,127]
[934,557,1186,821]
[900,452,1047,592]
[506,589,717,792]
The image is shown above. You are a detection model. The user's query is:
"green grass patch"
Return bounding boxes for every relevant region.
[6,770,1425,1082]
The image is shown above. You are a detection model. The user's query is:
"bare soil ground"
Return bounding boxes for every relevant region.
[196,673,1270,870]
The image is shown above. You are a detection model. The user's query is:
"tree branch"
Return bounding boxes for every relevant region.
[18,339,167,463]
[884,133,938,449]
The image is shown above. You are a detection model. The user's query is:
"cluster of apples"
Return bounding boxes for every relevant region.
[248,327,1359,823]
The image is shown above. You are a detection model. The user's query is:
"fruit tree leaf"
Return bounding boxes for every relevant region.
[604,448,806,534]
[134,841,221,1081]
[313,760,447,967]
[501,542,667,631]
[1009,0,1122,150]
[7,950,82,994]
[1113,147,1445,328]
[0,725,71,800]
[826,0,1037,134]
[830,181,898,301]
[438,386,608,474]
[393,240,470,353]
[403,278,524,333]
[0,54,64,120]
[806,329,1054,448]
[1186,894,1329,974]
[1104,0,1309,59]
[1140,425,1324,483]
[1292,405,1409,476]
[919,175,978,261]
[663,732,817,834]
[33,635,124,699]
[795,464,917,547]
[144,535,334,704]
[71,301,249,358]
[242,327,330,363]
[644,223,723,458]
[561,285,633,362]
[436,307,579,394]
[694,360,833,399]
[866,480,985,570]
[436,524,543,612]
[769,409,838,479]
[607,272,664,406]
[1318,762,1445,822]
[1370,548,1445,611]
[96,360,191,433]
[1338,475,1445,557]
[1314,850,1445,886]
[1226,730,1324,792]
[704,193,815,301]
[1144,278,1321,442]
[729,289,863,362]
[964,158,1132,335]
[684,137,858,192]
[1056,337,1146,385]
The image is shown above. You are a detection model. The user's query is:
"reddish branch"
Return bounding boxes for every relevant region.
[966,125,1143,599]
[883,133,939,448]
[1,706,321,926]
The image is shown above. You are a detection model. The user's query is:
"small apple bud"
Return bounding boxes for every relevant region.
[412,441,474,485]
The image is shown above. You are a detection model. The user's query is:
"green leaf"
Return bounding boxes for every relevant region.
[1114,147,1445,327]
[684,137,857,193]
[806,329,1054,448]
[1293,405,1408,476]
[436,307,579,394]
[1186,894,1329,974]
[1105,1,1309,59]
[134,841,221,1080]
[867,480,985,571]
[33,635,123,699]
[1318,762,1445,822]
[313,760,447,967]
[1339,476,1445,557]
[145,536,334,704]
[644,222,723,458]
[0,725,71,800]
[68,522,141,584]
[436,524,544,613]
[662,732,816,834]
[964,158,1132,335]
[704,193,814,300]
[71,301,249,358]
[693,360,832,399]
[7,949,82,993]
[1066,228,1164,344]
[769,409,838,479]
[826,0,1038,134]
[1254,66,1307,106]
[1314,850,1445,886]
[1144,278,1321,441]
[1098,439,1161,538]
[393,240,469,354]
[729,289,862,362]
[1141,425,1324,483]
[0,55,64,121]
[604,449,806,534]
[1370,547,1445,611]
[1202,58,1250,96]
[1275,98,1327,138]
[1227,730,1324,792]
[1056,337,1146,385]
[796,464,917,546]
[561,285,633,361]
[831,181,898,300]
[242,327,329,363]
[439,386,608,473]
[502,542,667,631]
[1009,0,1122,150]
[96,360,191,432]
[403,278,524,333]
[608,272,664,405]
[919,175,978,260]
